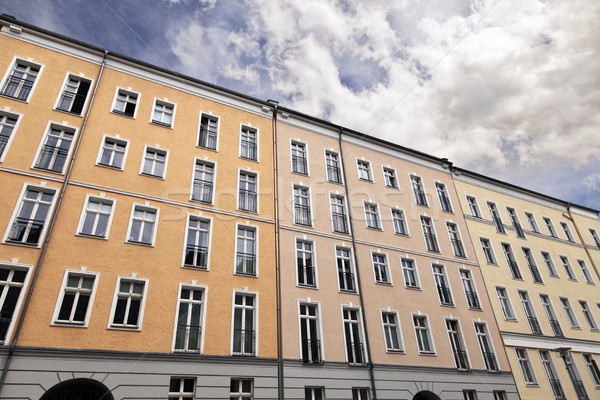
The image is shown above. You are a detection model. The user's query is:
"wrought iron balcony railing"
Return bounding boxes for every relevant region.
[174,324,202,352]
[327,164,341,183]
[465,291,481,310]
[437,285,453,305]
[527,317,543,334]
[294,204,311,226]
[424,233,440,252]
[57,91,87,114]
[292,155,307,174]
[192,179,213,203]
[453,349,470,370]
[184,245,208,269]
[232,329,255,355]
[35,145,68,172]
[197,128,217,150]
[301,339,322,363]
[238,189,257,212]
[549,319,564,337]
[236,252,256,276]
[338,271,355,292]
[346,341,365,365]
[2,75,34,100]
[297,265,316,287]
[332,212,348,233]
[482,351,498,372]
[7,217,44,245]
[451,239,466,258]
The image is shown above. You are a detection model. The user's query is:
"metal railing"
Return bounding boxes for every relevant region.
[527,317,542,334]
[482,351,498,371]
[338,271,355,292]
[294,204,311,226]
[451,239,466,258]
[232,329,255,355]
[514,222,525,238]
[437,285,453,305]
[240,140,256,160]
[549,319,564,337]
[297,265,316,287]
[453,350,470,370]
[548,379,565,399]
[238,189,257,212]
[529,265,543,283]
[493,217,506,233]
[192,179,213,203]
[173,324,202,352]
[7,217,44,245]
[197,128,217,150]
[301,339,321,363]
[413,189,427,205]
[439,194,451,211]
[184,245,208,269]
[35,145,68,172]
[424,233,440,252]
[292,155,307,174]
[346,341,365,365]
[57,91,87,114]
[1,75,34,100]
[507,261,522,279]
[465,291,481,309]
[332,212,348,233]
[571,379,588,400]
[0,315,12,343]
[327,164,341,183]
[236,252,256,276]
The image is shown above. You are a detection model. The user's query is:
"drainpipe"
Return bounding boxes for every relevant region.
[0,50,109,393]
[269,100,284,399]
[338,128,377,399]
[565,204,600,281]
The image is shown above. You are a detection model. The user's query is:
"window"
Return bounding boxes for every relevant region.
[383,167,398,188]
[401,258,420,288]
[235,225,256,276]
[411,175,427,206]
[291,141,308,175]
[466,196,481,218]
[580,300,598,330]
[238,171,257,213]
[413,315,434,354]
[174,286,204,352]
[5,186,55,246]
[507,207,525,238]
[433,264,453,306]
[447,320,469,370]
[305,387,324,400]
[111,88,138,117]
[583,354,600,388]
[391,208,408,235]
[524,212,539,233]
[151,99,174,127]
[560,297,580,328]
[539,350,565,399]
[381,311,403,352]
[436,183,452,212]
[447,222,466,258]
[590,229,600,248]
[183,217,210,270]
[325,151,342,183]
[140,146,167,178]
[168,377,195,400]
[475,323,498,371]
[108,276,147,330]
[0,267,29,344]
[463,390,478,400]
[232,293,256,355]
[577,260,594,284]
[562,351,589,400]
[230,378,253,400]
[559,256,576,280]
[493,392,507,400]
[296,240,316,287]
[77,196,114,239]
[501,243,522,279]
[540,294,563,337]
[516,348,537,385]
[522,248,543,283]
[364,202,381,229]
[191,160,214,203]
[198,113,218,150]
[488,202,505,233]
[480,238,497,264]
[337,247,356,292]
[352,388,369,400]
[240,125,257,160]
[519,290,542,334]
[541,251,559,277]
[544,217,557,237]
[460,269,480,310]
[372,253,390,284]
[56,75,90,115]
[357,160,372,181]
[0,112,18,160]
[294,185,311,226]
[1,59,40,101]
[420,216,439,252]
[496,287,516,320]
[300,303,321,363]
[330,195,348,234]
[560,222,574,242]
[34,124,75,173]
[343,307,365,364]
[126,204,158,246]
[97,135,128,169]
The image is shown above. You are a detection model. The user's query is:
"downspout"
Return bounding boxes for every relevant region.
[338,128,377,399]
[269,101,284,399]
[565,204,600,280]
[0,50,109,393]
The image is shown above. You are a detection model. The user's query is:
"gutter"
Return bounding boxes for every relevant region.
[0,49,109,393]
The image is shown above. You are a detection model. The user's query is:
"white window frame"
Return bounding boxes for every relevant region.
[412,313,435,355]
[139,145,168,179]
[0,263,32,345]
[236,169,259,213]
[579,300,599,330]
[371,251,391,285]
[293,184,313,227]
[0,56,44,103]
[363,201,381,230]
[75,193,116,240]
[168,377,196,400]
[543,217,557,238]
[181,213,212,271]
[3,182,59,248]
[466,195,481,218]
[382,166,398,188]
[487,202,505,233]
[515,348,538,386]
[329,193,349,234]
[459,268,481,310]
[324,150,343,184]
[473,321,499,372]
[110,86,140,118]
[295,238,318,288]
[559,255,577,281]
[590,229,600,248]
[538,293,563,337]
[432,263,454,306]
[379,309,403,353]
[340,305,367,364]
[538,350,565,399]
[583,353,600,388]
[31,121,78,174]
[559,297,580,328]
[540,251,559,278]
[401,257,421,289]
[522,247,543,284]
[190,157,216,204]
[234,223,258,277]
[230,378,253,399]
[446,221,466,258]
[495,286,517,320]
[410,174,428,206]
[560,222,574,242]
[479,237,497,264]
[171,282,207,353]
[51,268,99,327]
[239,124,258,161]
[0,109,22,162]
[107,274,149,331]
[524,212,540,233]
[445,318,471,371]
[290,139,309,176]
[506,207,525,238]
[420,215,439,253]
[356,159,373,182]
[391,207,409,236]
[351,388,370,400]
[336,245,357,293]
[230,289,259,356]
[304,387,325,400]
[125,203,159,247]
[53,72,93,116]
[150,98,176,128]
[197,111,219,151]
[435,182,453,213]
[501,242,522,280]
[297,300,324,364]
[518,290,542,334]
[577,259,595,284]
[95,134,129,170]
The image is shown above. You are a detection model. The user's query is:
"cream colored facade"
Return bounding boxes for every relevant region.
[453,169,600,400]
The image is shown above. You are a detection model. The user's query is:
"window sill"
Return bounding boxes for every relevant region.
[150,120,173,129]
[468,307,483,312]
[375,281,392,286]
[139,172,165,180]
[394,232,410,237]
[294,222,313,228]
[297,283,318,290]
[404,285,422,291]
[51,321,87,328]
[196,145,218,152]
[96,162,124,171]
[107,325,142,332]
[76,232,108,240]
[366,226,382,231]
[440,303,456,308]
[110,110,135,119]
[441,210,455,214]
[385,185,399,190]
[417,352,437,356]
[237,208,258,214]
[53,107,84,117]
[239,156,258,163]
[291,170,309,177]
[0,93,30,103]
[234,272,258,278]
[3,240,41,248]
[32,166,66,175]
[182,265,209,271]
[126,240,154,247]
[190,197,213,205]
[339,289,359,295]
[385,349,405,354]
[326,180,344,186]
[358,178,374,183]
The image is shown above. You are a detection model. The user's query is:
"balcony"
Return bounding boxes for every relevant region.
[527,317,542,334]
[424,233,440,252]
[238,189,257,212]
[240,140,257,160]
[465,291,481,310]
[35,145,68,172]
[292,155,307,174]
[413,189,427,205]
[192,179,213,203]
[514,222,525,238]
[297,265,316,287]
[338,271,355,293]
[437,285,453,306]
[57,91,87,114]
[332,212,348,234]
[493,217,505,233]
[529,265,543,283]
[549,319,564,337]
[326,164,341,183]
[236,252,256,276]
[174,324,202,352]
[548,379,565,400]
[7,217,44,245]
[197,128,217,150]
[294,204,311,226]
[482,351,498,372]
[232,329,255,356]
[1,75,33,100]
[571,379,588,400]
[346,341,365,365]
[507,261,522,279]
[183,245,208,270]
[301,339,322,364]
[453,350,470,370]
[439,194,451,212]
[451,239,466,258]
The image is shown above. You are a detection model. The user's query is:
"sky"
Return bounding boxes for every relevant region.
[2,0,599,211]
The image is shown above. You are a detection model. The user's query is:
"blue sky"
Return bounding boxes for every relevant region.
[2,0,599,211]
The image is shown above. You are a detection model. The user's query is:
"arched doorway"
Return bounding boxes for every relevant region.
[40,378,114,400]
[413,390,442,400]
